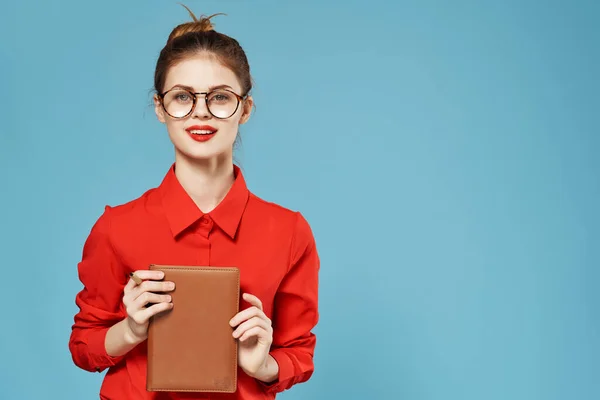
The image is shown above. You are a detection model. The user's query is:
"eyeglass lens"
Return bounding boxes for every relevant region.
[163,89,239,119]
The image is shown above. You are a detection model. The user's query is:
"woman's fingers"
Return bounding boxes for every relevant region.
[122,270,174,317]
[126,270,164,286]
[242,293,263,310]
[125,280,175,304]
[229,306,269,328]
[238,326,269,343]
[130,301,174,325]
[124,270,166,294]
[133,292,172,309]
[232,316,271,339]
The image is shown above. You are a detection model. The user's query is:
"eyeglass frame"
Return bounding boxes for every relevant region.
[157,87,248,120]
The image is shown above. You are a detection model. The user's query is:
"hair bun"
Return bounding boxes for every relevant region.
[167,4,226,44]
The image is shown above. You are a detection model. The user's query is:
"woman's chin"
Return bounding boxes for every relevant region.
[169,133,236,163]
[175,146,232,163]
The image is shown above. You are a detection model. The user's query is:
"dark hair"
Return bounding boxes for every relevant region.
[154,4,253,97]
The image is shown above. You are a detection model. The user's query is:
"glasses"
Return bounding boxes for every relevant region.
[158,88,246,119]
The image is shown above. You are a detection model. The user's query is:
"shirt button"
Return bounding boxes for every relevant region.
[202,217,209,224]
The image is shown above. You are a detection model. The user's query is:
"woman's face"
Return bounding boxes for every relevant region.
[154,54,253,163]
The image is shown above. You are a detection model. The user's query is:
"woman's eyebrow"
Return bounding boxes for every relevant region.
[167,83,234,92]
[208,84,234,91]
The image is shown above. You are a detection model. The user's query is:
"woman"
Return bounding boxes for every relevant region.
[68,6,319,399]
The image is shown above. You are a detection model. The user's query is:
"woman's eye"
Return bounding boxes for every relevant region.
[210,93,231,103]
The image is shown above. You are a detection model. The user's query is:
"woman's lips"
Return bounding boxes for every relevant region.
[186,125,217,142]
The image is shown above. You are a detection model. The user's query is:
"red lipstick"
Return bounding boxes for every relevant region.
[185,125,217,142]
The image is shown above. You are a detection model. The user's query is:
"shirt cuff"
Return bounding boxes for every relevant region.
[257,348,295,393]
[87,327,126,372]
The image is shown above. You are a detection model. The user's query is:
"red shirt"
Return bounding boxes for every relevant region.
[69,164,320,399]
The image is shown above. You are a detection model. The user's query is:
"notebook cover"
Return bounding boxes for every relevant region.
[146,265,240,393]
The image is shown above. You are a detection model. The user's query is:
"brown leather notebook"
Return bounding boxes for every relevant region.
[146,265,240,393]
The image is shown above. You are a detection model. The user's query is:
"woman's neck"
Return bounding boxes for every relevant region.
[173,153,236,213]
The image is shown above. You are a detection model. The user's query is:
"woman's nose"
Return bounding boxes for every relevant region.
[192,99,211,119]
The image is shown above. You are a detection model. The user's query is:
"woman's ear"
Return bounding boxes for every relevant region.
[239,96,254,125]
[154,94,166,123]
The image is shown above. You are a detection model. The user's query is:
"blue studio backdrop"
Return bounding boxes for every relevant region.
[1,1,598,399]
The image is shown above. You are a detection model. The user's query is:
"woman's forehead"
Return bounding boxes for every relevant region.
[164,55,241,92]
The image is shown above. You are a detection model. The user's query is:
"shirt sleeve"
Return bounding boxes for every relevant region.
[68,205,128,373]
[259,212,320,394]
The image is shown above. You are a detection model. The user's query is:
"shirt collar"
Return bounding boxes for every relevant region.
[159,163,249,239]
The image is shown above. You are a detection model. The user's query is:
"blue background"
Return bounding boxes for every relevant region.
[1,0,598,399]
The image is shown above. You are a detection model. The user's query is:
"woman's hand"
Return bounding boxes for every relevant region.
[122,270,175,344]
[230,293,277,380]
